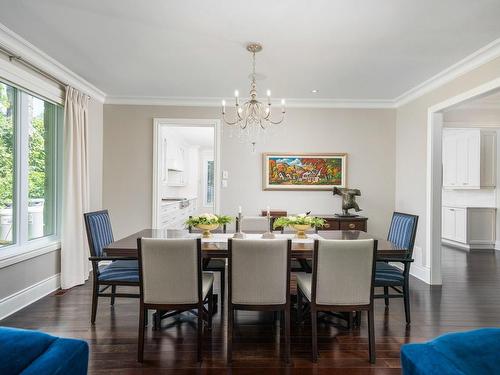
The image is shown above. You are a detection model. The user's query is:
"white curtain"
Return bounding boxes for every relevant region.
[61,87,90,289]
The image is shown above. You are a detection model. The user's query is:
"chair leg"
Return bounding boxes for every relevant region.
[311,307,318,363]
[208,287,213,330]
[347,312,353,329]
[110,285,116,306]
[220,269,225,307]
[368,307,376,364]
[197,306,203,362]
[383,286,389,306]
[284,307,291,364]
[227,306,233,364]
[403,281,411,325]
[91,283,99,325]
[138,307,146,362]
[297,288,303,324]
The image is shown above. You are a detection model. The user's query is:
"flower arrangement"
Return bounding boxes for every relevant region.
[273,214,326,239]
[185,214,232,238]
[273,214,326,230]
[185,213,232,227]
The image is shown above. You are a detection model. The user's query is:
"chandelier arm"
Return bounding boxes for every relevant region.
[222,112,241,126]
[267,112,286,125]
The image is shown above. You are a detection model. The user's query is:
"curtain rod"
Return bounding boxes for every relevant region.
[0,43,91,99]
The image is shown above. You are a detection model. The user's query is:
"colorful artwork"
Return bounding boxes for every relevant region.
[262,153,347,190]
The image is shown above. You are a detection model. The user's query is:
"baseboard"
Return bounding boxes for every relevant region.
[0,273,60,320]
[495,241,500,251]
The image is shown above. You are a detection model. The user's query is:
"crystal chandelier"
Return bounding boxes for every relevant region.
[221,43,286,144]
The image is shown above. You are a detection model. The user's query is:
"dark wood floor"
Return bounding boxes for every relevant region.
[2,246,500,374]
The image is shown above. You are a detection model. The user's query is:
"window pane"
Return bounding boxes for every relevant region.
[27,95,58,240]
[206,160,214,205]
[0,83,15,247]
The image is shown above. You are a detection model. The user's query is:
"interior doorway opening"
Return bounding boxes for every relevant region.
[152,118,221,229]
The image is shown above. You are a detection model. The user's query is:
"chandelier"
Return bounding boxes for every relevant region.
[221,43,286,144]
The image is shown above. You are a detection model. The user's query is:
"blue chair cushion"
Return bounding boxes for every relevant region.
[401,328,500,375]
[375,262,404,286]
[388,213,417,250]
[86,211,114,257]
[98,260,139,282]
[0,326,88,375]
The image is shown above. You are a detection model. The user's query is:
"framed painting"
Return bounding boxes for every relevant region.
[262,153,347,190]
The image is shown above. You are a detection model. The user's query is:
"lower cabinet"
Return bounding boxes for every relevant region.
[442,206,496,250]
[160,198,197,229]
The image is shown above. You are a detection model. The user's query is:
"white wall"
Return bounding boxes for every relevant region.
[395,55,500,283]
[103,105,396,239]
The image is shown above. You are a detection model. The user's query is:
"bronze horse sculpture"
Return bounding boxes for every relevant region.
[333,187,362,216]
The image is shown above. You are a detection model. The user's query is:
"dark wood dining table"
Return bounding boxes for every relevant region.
[104,229,406,259]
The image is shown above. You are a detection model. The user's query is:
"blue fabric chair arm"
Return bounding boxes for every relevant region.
[401,343,463,375]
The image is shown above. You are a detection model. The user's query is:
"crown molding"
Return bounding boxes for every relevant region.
[105,95,396,109]
[0,23,106,102]
[395,38,500,107]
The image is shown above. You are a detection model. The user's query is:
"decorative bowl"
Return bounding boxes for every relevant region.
[196,223,219,238]
[292,224,312,239]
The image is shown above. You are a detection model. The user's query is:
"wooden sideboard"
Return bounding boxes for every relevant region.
[317,215,368,232]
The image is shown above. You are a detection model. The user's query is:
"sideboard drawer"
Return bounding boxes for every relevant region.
[339,220,366,231]
[323,219,340,230]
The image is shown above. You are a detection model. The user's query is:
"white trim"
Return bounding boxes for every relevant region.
[495,240,500,250]
[152,118,221,228]
[0,23,105,102]
[442,239,496,251]
[0,241,60,269]
[0,273,60,320]
[443,122,500,128]
[396,38,500,107]
[106,95,396,109]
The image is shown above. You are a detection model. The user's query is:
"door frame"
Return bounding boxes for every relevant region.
[152,118,222,228]
[427,76,500,285]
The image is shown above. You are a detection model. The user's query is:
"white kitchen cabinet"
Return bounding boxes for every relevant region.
[442,128,496,189]
[159,198,198,230]
[442,206,496,250]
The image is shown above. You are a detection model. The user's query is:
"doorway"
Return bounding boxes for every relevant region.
[152,118,221,229]
[427,79,500,285]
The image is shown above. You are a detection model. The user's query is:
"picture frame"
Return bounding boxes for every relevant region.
[262,153,347,190]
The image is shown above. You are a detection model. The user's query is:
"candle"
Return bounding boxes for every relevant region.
[281,98,286,112]
[222,99,226,114]
[238,206,242,214]
[267,206,270,216]
[235,90,239,105]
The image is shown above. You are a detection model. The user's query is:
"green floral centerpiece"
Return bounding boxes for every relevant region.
[273,214,326,239]
[185,214,232,238]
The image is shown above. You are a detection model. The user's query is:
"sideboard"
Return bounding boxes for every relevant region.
[316,215,368,232]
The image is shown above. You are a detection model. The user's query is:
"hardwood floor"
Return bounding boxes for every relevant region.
[2,246,500,374]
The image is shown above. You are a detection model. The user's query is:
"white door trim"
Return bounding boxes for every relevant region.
[427,76,500,285]
[152,118,221,228]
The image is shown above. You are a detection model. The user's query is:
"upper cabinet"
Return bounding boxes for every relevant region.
[442,128,496,189]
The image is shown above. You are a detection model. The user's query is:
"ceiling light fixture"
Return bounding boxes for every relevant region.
[221,43,285,147]
[311,89,319,93]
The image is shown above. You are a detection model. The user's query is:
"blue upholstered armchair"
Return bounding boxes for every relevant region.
[0,327,88,375]
[374,212,418,324]
[84,210,140,324]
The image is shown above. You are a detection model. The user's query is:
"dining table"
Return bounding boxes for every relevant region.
[103,229,407,259]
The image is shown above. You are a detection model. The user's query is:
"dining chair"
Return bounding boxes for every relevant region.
[296,239,377,363]
[227,238,292,364]
[374,212,418,325]
[137,238,214,362]
[235,216,271,232]
[84,210,140,324]
[279,227,317,273]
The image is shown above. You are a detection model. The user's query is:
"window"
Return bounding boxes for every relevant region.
[203,159,214,207]
[0,80,62,250]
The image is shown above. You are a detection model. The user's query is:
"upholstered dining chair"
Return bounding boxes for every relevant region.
[374,212,419,325]
[235,216,271,232]
[137,238,214,362]
[189,219,227,307]
[296,239,377,363]
[227,238,292,364]
[84,210,140,324]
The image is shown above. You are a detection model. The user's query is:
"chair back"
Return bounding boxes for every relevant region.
[84,210,114,257]
[237,216,270,232]
[313,239,376,306]
[229,239,290,305]
[138,238,201,305]
[387,212,419,255]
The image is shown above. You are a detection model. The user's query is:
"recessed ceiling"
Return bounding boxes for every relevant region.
[1,0,500,101]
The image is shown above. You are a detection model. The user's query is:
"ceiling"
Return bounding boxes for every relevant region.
[1,0,500,102]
